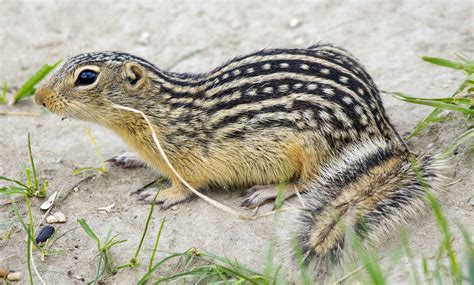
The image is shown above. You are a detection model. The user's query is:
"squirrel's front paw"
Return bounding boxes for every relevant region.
[106,152,147,168]
[139,187,193,209]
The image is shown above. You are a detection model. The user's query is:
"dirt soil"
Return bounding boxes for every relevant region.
[0,0,473,284]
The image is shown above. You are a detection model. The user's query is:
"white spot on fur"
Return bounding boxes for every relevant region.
[262,63,271,70]
[246,67,255,74]
[293,83,303,89]
[323,88,335,95]
[232,69,241,76]
[339,76,349,84]
[342,96,353,104]
[263,86,273,93]
[307,84,317,90]
[279,63,290,68]
[222,73,229,79]
[321,68,330,74]
[276,84,288,92]
[246,88,257,96]
[300,64,309,70]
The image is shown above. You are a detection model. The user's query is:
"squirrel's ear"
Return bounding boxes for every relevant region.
[123,62,146,89]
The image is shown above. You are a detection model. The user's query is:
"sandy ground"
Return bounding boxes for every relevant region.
[0,0,473,284]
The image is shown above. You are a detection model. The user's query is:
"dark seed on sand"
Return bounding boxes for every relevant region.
[35,225,55,244]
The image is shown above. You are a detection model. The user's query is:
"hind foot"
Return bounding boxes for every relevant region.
[241,183,298,208]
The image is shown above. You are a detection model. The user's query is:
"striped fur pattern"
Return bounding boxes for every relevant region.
[296,138,447,275]
[35,44,447,275]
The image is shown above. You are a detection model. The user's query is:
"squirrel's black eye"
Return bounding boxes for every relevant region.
[75,70,98,86]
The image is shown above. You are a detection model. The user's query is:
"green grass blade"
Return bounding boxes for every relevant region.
[437,128,474,159]
[78,218,101,248]
[349,230,386,285]
[27,133,39,192]
[137,252,188,284]
[422,56,474,74]
[0,186,27,195]
[84,128,107,173]
[422,56,464,70]
[0,175,31,190]
[11,201,40,248]
[426,193,462,284]
[148,217,166,271]
[0,81,6,104]
[394,93,474,116]
[458,226,474,283]
[132,188,162,265]
[12,59,62,104]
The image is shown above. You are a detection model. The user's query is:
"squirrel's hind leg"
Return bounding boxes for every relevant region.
[241,183,299,208]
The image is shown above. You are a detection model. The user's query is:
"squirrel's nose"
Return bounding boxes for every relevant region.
[34,86,48,107]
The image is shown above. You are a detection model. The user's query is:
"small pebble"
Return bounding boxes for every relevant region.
[288,17,301,29]
[469,197,474,206]
[46,211,67,224]
[137,32,151,45]
[35,225,55,244]
[54,211,67,223]
[171,205,178,211]
[73,186,79,192]
[46,215,58,224]
[7,271,22,281]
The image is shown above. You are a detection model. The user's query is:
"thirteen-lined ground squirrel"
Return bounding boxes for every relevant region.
[34,44,447,274]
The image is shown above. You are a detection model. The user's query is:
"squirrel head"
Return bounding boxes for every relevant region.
[34,51,154,125]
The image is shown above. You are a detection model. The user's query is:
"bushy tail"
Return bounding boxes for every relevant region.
[296,138,448,274]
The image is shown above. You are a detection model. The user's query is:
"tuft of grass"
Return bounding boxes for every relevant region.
[0,133,48,197]
[0,81,6,104]
[78,219,127,284]
[71,128,107,175]
[138,248,269,284]
[390,53,474,140]
[11,59,62,105]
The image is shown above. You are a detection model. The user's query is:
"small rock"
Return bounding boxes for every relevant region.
[288,17,301,29]
[427,143,433,149]
[7,271,23,281]
[40,191,58,210]
[137,32,151,45]
[469,197,474,206]
[46,215,58,224]
[54,211,67,223]
[47,211,67,224]
[73,186,79,192]
[171,205,178,211]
